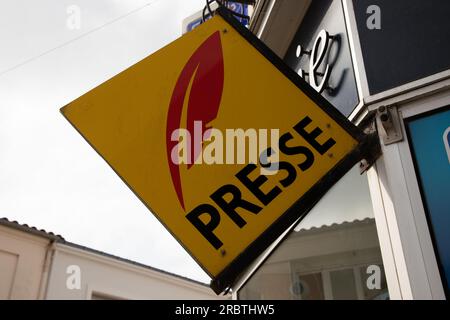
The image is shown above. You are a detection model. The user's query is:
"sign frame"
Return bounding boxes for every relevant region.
[207,7,369,294]
[61,7,372,295]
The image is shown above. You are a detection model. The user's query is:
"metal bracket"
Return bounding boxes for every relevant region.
[376,105,404,145]
[359,134,381,174]
[358,115,382,174]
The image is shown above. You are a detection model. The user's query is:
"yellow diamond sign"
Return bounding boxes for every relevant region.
[61,9,366,293]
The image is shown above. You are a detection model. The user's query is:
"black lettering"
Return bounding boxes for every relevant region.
[186,204,223,249]
[211,185,262,228]
[236,163,282,206]
[279,132,315,171]
[277,161,297,187]
[260,147,297,188]
[294,116,336,155]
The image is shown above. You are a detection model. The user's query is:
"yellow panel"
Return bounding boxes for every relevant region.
[61,14,359,279]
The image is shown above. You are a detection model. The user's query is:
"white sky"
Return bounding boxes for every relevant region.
[0,0,211,283]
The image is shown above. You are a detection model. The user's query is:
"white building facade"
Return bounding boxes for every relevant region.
[233,0,450,300]
[0,218,223,300]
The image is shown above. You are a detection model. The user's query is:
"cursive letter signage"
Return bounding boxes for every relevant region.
[295,29,334,94]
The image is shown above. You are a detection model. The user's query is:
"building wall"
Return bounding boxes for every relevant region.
[0,222,226,300]
[243,0,449,299]
[45,243,223,300]
[0,225,50,299]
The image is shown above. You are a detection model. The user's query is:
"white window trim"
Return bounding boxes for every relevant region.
[398,92,449,299]
[343,0,449,298]
[86,284,130,300]
[237,0,450,301]
[342,0,450,124]
[366,90,449,300]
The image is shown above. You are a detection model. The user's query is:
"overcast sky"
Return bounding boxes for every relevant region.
[0,0,211,283]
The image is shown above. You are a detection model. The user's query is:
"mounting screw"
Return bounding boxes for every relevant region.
[359,159,369,173]
[378,106,390,122]
[220,249,226,257]
[223,28,228,34]
[377,105,403,145]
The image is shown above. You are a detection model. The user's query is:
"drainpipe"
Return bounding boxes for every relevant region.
[38,240,57,300]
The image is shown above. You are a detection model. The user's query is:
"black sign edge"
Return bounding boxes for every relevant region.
[216,8,365,143]
[210,7,368,294]
[58,6,369,296]
[59,107,217,285]
[210,147,366,294]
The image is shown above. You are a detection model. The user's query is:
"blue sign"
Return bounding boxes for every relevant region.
[187,2,249,33]
[407,106,450,293]
[225,2,249,25]
[187,18,203,32]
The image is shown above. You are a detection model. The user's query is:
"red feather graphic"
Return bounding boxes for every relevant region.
[166,31,224,210]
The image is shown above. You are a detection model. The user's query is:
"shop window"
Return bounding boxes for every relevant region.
[238,165,389,300]
[405,106,450,294]
[292,273,324,300]
[330,268,357,299]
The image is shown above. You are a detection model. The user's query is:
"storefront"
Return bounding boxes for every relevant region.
[234,0,450,300]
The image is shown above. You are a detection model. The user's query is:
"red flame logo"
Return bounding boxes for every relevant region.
[166,31,224,210]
